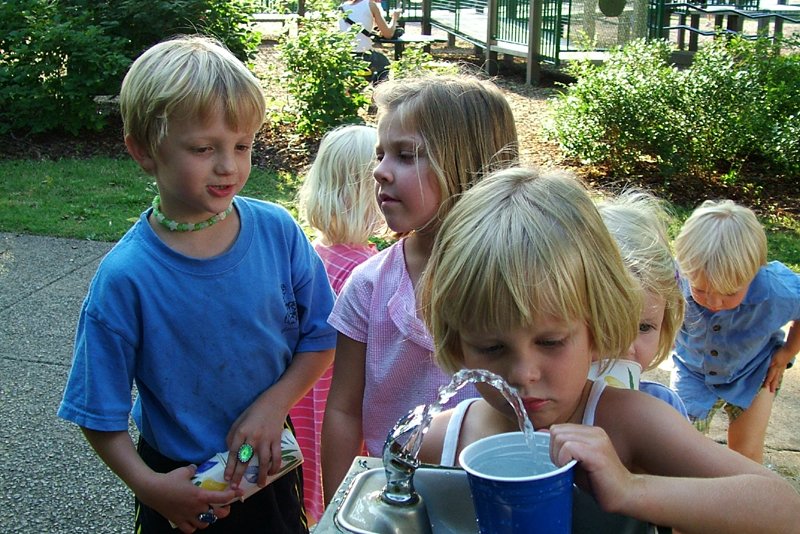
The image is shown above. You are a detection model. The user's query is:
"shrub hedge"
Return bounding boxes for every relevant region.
[549,37,800,176]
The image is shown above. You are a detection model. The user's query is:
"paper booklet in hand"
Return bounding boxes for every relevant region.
[192,428,303,505]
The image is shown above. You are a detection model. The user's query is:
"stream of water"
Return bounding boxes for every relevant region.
[388,368,544,464]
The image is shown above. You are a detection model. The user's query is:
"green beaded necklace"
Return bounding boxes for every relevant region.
[151,195,234,232]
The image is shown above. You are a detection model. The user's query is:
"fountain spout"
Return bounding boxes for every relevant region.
[379,369,536,509]
[381,404,426,506]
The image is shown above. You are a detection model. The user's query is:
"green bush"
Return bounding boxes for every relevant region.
[550,39,687,173]
[760,51,800,174]
[0,1,131,135]
[276,11,370,138]
[0,0,262,136]
[549,36,800,176]
[390,44,459,79]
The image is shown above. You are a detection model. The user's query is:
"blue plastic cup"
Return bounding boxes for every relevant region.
[459,431,577,534]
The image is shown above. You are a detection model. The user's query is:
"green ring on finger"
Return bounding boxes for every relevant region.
[237,442,254,463]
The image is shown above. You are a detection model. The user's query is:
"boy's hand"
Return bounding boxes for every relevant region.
[224,401,286,489]
[140,465,235,532]
[765,347,792,392]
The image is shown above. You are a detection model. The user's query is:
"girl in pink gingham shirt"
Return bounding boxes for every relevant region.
[322,74,520,505]
[290,124,384,522]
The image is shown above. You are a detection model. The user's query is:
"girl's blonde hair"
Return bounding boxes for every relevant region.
[373,73,518,232]
[120,34,266,157]
[674,199,767,294]
[420,167,641,374]
[597,191,684,371]
[298,125,385,245]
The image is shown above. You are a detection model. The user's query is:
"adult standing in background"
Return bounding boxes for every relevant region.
[339,0,402,83]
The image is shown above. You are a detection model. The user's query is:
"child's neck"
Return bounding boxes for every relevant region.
[404,232,435,290]
[148,209,240,259]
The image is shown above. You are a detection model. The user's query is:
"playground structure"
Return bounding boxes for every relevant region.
[257,0,799,83]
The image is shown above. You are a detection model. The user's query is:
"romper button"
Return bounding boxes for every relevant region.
[709,371,718,376]
[712,325,721,332]
[710,350,718,357]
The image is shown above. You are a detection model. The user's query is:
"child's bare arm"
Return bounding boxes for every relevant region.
[321,333,367,504]
[417,409,452,464]
[82,428,236,532]
[224,348,334,488]
[766,320,799,392]
[550,391,800,533]
[625,470,799,534]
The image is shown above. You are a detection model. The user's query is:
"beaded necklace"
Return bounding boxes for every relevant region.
[151,195,234,232]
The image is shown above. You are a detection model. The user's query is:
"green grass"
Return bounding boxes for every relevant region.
[0,158,302,241]
[2,157,798,272]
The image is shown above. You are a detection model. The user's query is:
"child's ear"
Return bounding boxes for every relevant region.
[125,135,156,175]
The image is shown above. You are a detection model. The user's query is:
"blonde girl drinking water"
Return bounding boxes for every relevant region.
[418,167,799,533]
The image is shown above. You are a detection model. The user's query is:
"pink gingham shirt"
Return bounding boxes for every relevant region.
[313,242,377,295]
[289,241,376,521]
[328,239,478,455]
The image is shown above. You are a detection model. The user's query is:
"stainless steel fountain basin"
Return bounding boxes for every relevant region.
[335,466,477,534]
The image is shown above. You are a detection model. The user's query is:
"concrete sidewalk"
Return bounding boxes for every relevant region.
[1,231,798,532]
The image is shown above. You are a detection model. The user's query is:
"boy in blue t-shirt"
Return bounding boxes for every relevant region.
[57,35,336,533]
[671,199,799,464]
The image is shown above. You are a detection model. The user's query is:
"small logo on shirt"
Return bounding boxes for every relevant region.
[281,284,298,326]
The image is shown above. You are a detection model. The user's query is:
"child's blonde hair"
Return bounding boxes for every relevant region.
[598,191,684,371]
[373,73,518,229]
[674,200,767,294]
[120,34,266,157]
[421,167,641,374]
[298,125,384,245]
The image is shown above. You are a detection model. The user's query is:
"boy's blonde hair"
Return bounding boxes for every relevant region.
[674,200,767,294]
[598,191,684,371]
[421,167,641,374]
[373,73,518,230]
[298,124,385,245]
[120,34,266,157]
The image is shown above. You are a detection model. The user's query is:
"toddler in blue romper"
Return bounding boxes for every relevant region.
[670,199,800,464]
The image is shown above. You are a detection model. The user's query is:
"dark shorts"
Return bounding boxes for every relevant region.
[360,50,391,84]
[134,421,307,534]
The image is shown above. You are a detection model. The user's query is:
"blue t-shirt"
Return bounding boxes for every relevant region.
[640,380,689,419]
[58,197,337,463]
[671,262,800,418]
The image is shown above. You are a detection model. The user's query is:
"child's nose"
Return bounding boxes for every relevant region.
[507,357,540,387]
[705,293,723,309]
[373,159,391,183]
[215,151,237,174]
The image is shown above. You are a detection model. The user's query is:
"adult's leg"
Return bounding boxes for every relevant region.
[727,387,776,464]
[367,50,391,84]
